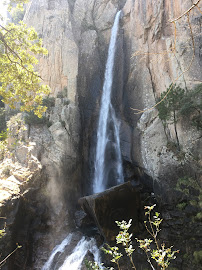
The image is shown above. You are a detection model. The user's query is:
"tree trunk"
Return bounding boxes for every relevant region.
[173,110,180,150]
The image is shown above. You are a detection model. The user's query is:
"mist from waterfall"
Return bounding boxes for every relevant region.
[93,10,124,193]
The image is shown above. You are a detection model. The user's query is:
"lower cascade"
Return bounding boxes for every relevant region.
[42,234,73,270]
[42,235,100,270]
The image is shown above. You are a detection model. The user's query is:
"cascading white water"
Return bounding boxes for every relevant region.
[58,237,100,270]
[110,105,124,184]
[42,11,124,270]
[42,235,100,270]
[42,234,72,270]
[93,10,124,193]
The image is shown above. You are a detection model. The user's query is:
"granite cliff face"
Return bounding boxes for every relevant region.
[122,0,202,196]
[23,0,201,196]
[1,0,201,269]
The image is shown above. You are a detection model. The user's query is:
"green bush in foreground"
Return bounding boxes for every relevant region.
[86,205,179,270]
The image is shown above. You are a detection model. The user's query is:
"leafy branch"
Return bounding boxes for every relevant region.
[0,2,50,117]
[87,205,179,270]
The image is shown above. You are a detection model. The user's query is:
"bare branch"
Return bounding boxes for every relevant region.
[169,0,201,22]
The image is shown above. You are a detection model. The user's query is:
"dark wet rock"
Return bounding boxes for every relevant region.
[74,210,88,228]
[79,182,140,241]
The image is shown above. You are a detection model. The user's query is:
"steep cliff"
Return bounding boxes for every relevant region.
[1,0,201,269]
[122,0,202,198]
[23,0,202,196]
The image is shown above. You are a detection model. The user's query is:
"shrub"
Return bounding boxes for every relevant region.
[42,96,55,109]
[0,130,8,141]
[157,83,202,150]
[63,86,68,96]
[57,91,64,98]
[0,108,6,134]
[0,141,6,161]
[64,99,70,106]
[87,205,179,270]
[24,111,51,126]
[2,166,11,177]
[193,250,202,264]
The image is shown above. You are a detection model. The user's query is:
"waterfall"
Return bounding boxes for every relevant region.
[42,11,124,270]
[58,237,100,270]
[93,10,124,193]
[42,235,101,270]
[42,234,72,270]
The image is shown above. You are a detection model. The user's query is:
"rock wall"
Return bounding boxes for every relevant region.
[23,0,201,210]
[1,0,201,269]
[121,0,202,192]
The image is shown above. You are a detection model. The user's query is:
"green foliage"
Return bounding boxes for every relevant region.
[0,140,7,160]
[85,260,105,270]
[157,83,202,151]
[42,96,55,109]
[63,86,67,96]
[0,2,50,117]
[136,205,178,270]
[194,212,202,221]
[179,84,202,130]
[57,91,64,98]
[56,87,69,99]
[11,7,25,24]
[0,228,5,238]
[157,84,185,123]
[176,176,200,193]
[24,111,51,126]
[157,84,202,129]
[176,202,187,210]
[64,99,70,106]
[193,250,202,264]
[157,84,185,149]
[2,165,11,177]
[89,205,178,270]
[0,108,6,133]
[102,245,123,269]
[9,0,26,24]
[0,130,8,141]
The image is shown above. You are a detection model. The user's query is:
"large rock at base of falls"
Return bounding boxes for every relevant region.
[78,182,140,241]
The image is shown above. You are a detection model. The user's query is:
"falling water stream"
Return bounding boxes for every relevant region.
[93,10,123,193]
[42,234,73,270]
[42,11,123,270]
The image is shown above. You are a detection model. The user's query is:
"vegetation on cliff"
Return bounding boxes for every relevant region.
[0,0,50,117]
[157,84,202,149]
[86,205,179,270]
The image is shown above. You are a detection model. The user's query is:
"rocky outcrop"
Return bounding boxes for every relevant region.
[24,0,78,101]
[79,182,140,241]
[0,96,81,269]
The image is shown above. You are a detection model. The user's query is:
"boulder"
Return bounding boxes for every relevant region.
[78,182,140,241]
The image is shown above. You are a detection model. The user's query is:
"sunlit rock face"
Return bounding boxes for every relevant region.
[121,0,202,195]
[24,0,78,102]
[23,0,201,197]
